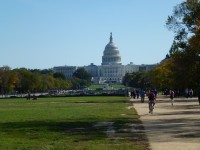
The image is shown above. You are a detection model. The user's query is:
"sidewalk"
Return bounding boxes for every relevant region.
[131,96,200,150]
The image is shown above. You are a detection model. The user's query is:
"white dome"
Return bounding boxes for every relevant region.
[102,33,121,65]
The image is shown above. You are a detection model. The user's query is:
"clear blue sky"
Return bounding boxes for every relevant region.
[0,0,184,69]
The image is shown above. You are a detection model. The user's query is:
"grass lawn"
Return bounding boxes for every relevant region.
[0,96,149,150]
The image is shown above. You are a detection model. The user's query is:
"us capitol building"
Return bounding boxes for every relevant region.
[53,33,156,84]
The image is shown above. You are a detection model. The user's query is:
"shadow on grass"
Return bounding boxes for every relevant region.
[0,97,150,149]
[0,118,144,136]
[0,118,149,144]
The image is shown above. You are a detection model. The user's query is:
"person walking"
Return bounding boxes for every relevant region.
[185,88,189,98]
[169,90,175,106]
[136,89,140,99]
[140,89,145,103]
[189,89,193,98]
[131,90,136,99]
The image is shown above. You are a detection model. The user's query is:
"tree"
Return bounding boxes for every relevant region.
[164,0,200,93]
[169,40,180,56]
[73,68,91,81]
[0,70,18,94]
[166,0,200,48]
[72,68,92,89]
[53,72,66,80]
[123,73,132,86]
[151,59,174,90]
[123,71,153,90]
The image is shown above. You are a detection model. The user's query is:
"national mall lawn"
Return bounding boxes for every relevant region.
[0,96,149,150]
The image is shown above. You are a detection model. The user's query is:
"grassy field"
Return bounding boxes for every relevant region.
[0,96,149,150]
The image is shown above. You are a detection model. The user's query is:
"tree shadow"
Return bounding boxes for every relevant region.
[0,117,149,147]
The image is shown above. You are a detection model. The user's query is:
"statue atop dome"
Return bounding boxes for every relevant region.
[110,32,113,43]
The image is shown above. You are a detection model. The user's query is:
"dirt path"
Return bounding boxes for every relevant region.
[131,96,200,150]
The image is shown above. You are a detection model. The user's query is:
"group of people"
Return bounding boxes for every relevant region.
[168,89,200,106]
[26,92,37,100]
[130,89,145,103]
[130,88,200,114]
[185,88,194,98]
[130,89,157,113]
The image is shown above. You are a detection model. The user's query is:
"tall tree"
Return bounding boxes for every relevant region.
[72,68,92,89]
[164,0,200,92]
[123,71,152,90]
[73,68,91,81]
[0,70,18,94]
[53,72,66,80]
[166,0,200,48]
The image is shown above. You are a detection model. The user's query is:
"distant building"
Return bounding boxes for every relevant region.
[139,64,156,71]
[53,33,157,84]
[0,65,11,71]
[125,62,140,74]
[53,66,77,79]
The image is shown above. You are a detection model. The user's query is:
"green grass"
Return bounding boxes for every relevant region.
[0,96,149,150]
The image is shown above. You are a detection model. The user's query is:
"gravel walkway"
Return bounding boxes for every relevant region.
[132,96,200,150]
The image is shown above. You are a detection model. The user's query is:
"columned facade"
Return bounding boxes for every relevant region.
[98,65,125,84]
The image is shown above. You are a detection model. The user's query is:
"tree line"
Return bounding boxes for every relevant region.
[0,67,91,95]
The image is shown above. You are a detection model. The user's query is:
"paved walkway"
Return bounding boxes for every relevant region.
[131,96,200,150]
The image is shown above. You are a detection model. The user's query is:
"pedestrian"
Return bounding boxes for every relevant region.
[175,89,180,97]
[140,89,145,103]
[189,89,193,98]
[136,89,139,99]
[185,88,189,98]
[154,89,158,99]
[169,90,175,106]
[131,90,136,99]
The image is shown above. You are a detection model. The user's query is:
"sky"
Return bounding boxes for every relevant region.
[0,0,184,69]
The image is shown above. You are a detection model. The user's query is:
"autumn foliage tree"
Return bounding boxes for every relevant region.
[123,71,153,90]
[72,67,92,89]
[151,0,200,94]
[0,68,72,95]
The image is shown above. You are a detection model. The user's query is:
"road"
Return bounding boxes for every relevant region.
[132,96,200,150]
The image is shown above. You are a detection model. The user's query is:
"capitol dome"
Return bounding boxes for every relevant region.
[101,33,121,65]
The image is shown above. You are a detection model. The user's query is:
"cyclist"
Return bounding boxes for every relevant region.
[148,90,156,113]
